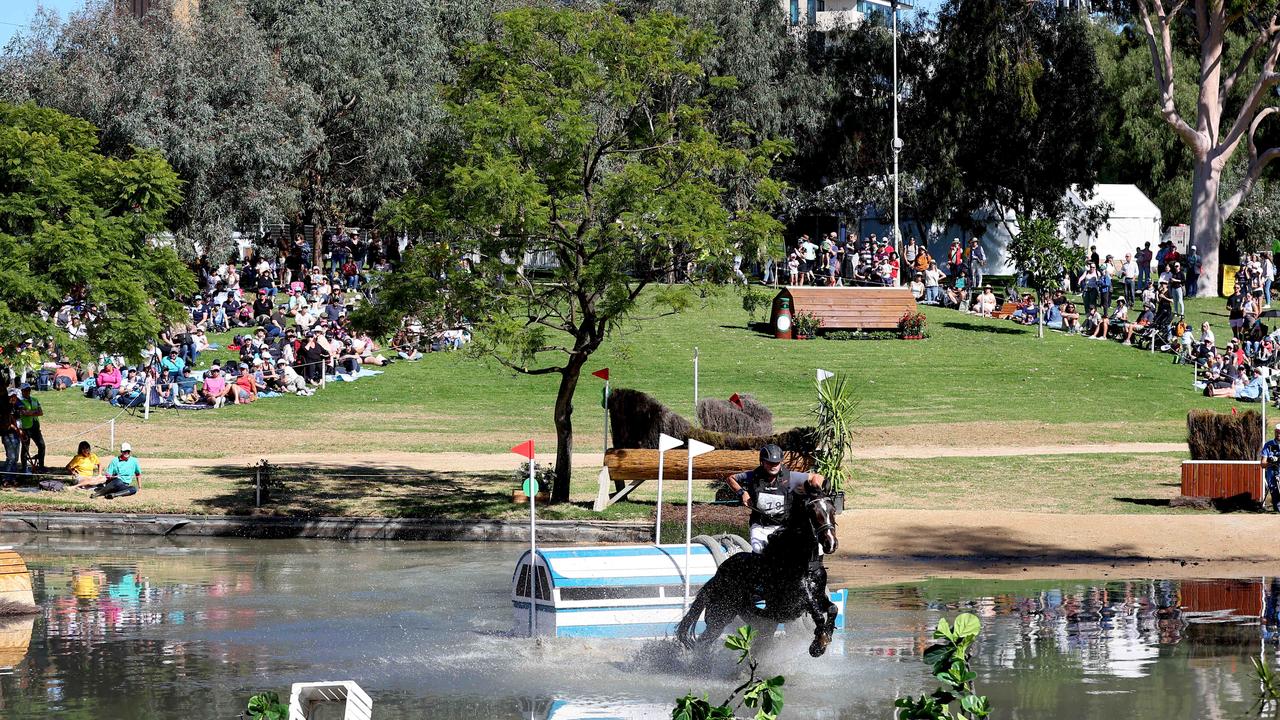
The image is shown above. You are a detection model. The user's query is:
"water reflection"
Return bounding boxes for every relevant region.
[0,535,1275,720]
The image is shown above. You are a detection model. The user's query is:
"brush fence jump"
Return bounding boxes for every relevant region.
[513,540,847,639]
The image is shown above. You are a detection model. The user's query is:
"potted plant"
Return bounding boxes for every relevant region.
[793,310,823,339]
[812,372,858,512]
[898,310,928,339]
[513,461,554,503]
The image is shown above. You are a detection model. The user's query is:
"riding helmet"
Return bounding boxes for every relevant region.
[759,444,784,464]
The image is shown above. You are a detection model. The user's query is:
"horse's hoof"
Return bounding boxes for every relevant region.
[809,635,830,657]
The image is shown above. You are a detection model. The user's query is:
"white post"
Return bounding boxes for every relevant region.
[684,439,714,611]
[109,418,115,452]
[321,359,328,389]
[692,347,699,423]
[655,433,683,544]
[529,456,537,637]
[143,376,152,420]
[603,380,610,460]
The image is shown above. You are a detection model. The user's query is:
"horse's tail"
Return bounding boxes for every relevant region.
[676,586,710,649]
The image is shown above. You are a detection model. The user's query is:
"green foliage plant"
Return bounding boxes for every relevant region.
[791,311,822,338]
[894,614,991,720]
[363,7,788,502]
[0,102,193,363]
[673,625,786,720]
[812,372,858,494]
[245,691,288,720]
[741,285,771,323]
[1006,216,1086,339]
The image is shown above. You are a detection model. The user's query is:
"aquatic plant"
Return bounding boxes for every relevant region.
[894,614,991,720]
[672,625,786,720]
[245,691,288,720]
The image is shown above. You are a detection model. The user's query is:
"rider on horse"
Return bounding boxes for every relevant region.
[725,444,825,553]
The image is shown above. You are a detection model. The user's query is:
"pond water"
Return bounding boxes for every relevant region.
[0,535,1274,719]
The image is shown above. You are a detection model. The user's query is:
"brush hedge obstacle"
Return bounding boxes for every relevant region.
[696,393,774,437]
[608,388,816,458]
[1186,409,1263,461]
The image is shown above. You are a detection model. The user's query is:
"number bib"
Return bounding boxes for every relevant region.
[755,492,788,520]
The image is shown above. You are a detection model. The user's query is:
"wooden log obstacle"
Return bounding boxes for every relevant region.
[595,448,811,510]
[770,286,917,333]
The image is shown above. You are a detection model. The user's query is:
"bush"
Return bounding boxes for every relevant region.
[825,330,900,341]
[698,393,773,436]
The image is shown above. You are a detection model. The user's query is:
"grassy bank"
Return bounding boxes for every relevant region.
[30,289,1231,464]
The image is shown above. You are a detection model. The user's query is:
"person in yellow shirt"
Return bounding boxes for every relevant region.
[66,441,101,486]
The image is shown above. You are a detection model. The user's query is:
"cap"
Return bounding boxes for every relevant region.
[120,442,132,452]
[6,389,18,398]
[276,358,287,366]
[239,363,249,370]
[19,383,30,390]
[252,357,263,366]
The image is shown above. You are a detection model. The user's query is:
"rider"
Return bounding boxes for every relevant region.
[725,444,825,553]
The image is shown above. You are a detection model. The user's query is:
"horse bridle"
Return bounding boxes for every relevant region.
[804,495,838,538]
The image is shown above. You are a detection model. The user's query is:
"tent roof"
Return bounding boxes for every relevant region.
[1065,184,1161,222]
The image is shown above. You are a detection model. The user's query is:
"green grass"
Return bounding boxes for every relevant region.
[33,287,1235,463]
[849,452,1197,514]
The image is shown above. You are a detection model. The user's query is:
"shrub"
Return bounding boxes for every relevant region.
[898,310,928,337]
[792,310,823,337]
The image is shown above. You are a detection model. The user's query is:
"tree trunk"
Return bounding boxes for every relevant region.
[1191,160,1222,297]
[552,355,587,503]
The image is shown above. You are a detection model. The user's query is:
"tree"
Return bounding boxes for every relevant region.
[1006,216,1086,338]
[247,0,493,248]
[359,7,787,501]
[0,102,193,363]
[920,0,1104,234]
[0,1,309,260]
[1124,0,1280,294]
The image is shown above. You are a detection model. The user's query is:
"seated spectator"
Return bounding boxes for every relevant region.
[160,349,185,382]
[1085,306,1105,339]
[94,363,122,401]
[174,366,199,404]
[1234,367,1267,401]
[1121,303,1154,345]
[1061,300,1080,334]
[1042,300,1063,329]
[52,358,78,390]
[973,286,997,317]
[233,364,259,404]
[87,443,141,498]
[1106,298,1129,338]
[201,364,231,407]
[276,359,310,395]
[66,441,102,486]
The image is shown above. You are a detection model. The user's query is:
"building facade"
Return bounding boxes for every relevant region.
[781,0,895,30]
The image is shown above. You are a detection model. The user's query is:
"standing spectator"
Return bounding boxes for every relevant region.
[1264,251,1275,308]
[799,235,818,284]
[1264,425,1280,513]
[1169,261,1186,317]
[903,237,920,268]
[966,238,986,289]
[947,239,964,278]
[1137,242,1153,289]
[1098,257,1114,316]
[2,389,19,481]
[329,223,352,274]
[1120,253,1138,305]
[16,384,44,471]
[1186,245,1201,297]
[1228,283,1247,338]
[1078,262,1101,315]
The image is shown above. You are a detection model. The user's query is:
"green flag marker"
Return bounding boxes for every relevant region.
[523,477,541,495]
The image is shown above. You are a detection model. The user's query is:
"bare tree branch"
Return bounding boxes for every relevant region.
[1222,106,1280,219]
[1135,0,1205,153]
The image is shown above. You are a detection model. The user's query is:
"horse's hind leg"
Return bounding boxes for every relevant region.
[803,569,839,658]
[696,600,739,649]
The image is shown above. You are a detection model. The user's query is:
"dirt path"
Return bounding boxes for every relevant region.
[137,441,1186,472]
[827,508,1271,584]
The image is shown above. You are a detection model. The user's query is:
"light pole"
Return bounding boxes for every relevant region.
[892,0,902,271]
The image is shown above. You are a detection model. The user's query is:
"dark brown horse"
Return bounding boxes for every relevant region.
[675,491,840,657]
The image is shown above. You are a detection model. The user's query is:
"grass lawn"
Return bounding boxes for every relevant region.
[30,287,1235,466]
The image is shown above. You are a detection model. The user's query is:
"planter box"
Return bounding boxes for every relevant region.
[513,490,551,504]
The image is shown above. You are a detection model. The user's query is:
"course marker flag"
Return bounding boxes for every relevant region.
[654,433,683,543]
[592,368,609,381]
[817,368,835,383]
[510,440,535,459]
[684,438,715,609]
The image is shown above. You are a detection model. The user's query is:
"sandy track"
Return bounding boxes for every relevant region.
[137,441,1185,471]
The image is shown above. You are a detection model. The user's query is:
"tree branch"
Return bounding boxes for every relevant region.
[489,352,563,376]
[1222,106,1280,220]
[1136,0,1204,153]
[1215,29,1280,163]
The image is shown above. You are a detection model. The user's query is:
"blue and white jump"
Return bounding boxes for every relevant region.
[512,540,848,639]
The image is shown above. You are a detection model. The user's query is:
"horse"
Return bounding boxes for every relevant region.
[675,491,840,657]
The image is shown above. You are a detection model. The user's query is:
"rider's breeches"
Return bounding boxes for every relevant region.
[750,524,783,553]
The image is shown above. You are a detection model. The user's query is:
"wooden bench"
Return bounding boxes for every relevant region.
[770,287,917,332]
[991,301,1021,320]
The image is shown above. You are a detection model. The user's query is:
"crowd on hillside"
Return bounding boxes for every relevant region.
[14,224,473,412]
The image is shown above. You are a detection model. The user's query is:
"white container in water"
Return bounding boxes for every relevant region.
[512,542,847,639]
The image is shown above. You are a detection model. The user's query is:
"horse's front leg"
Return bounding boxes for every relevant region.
[802,567,838,657]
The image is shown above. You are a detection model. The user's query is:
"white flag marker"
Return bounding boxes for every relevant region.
[654,433,683,543]
[684,438,715,609]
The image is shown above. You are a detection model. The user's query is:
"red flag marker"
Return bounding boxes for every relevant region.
[1231,407,1238,415]
[510,440,535,459]
[729,393,743,409]
[592,368,609,381]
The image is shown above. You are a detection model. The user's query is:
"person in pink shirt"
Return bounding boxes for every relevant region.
[95,363,122,402]
[200,364,230,408]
